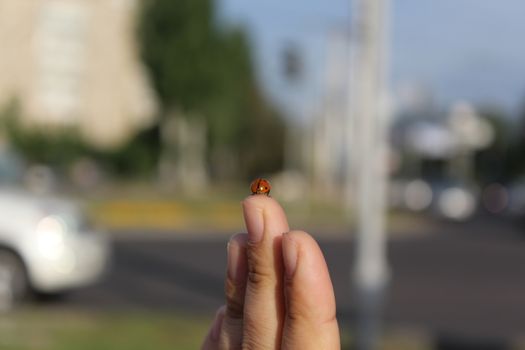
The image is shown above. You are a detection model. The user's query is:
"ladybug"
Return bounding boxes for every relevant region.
[250,178,271,196]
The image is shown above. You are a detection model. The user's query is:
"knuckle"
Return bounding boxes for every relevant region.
[286,306,310,324]
[224,279,245,319]
[286,301,338,328]
[246,247,275,287]
[247,263,274,286]
[225,296,244,319]
[241,338,266,350]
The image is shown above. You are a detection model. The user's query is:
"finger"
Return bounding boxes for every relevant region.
[281,231,340,350]
[201,305,226,350]
[219,233,248,349]
[241,194,290,350]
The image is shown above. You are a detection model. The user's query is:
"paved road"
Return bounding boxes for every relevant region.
[65,217,525,343]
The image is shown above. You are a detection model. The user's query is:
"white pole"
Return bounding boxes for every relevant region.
[346,0,390,348]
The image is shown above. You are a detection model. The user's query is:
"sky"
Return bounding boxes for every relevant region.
[219,0,525,122]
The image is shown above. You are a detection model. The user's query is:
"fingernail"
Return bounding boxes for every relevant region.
[242,200,264,243]
[282,233,298,278]
[227,240,240,281]
[211,306,225,341]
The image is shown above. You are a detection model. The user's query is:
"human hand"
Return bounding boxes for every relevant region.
[201,195,340,349]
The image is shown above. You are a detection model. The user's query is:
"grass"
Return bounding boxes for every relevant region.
[0,308,435,350]
[0,309,211,350]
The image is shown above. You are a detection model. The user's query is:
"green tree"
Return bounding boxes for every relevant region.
[0,101,85,168]
[0,101,159,178]
[138,0,285,180]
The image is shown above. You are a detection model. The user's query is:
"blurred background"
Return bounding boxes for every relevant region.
[0,0,525,349]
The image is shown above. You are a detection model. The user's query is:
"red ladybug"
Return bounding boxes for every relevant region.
[250,178,271,196]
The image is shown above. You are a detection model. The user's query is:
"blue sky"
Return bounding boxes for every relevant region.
[219,0,525,122]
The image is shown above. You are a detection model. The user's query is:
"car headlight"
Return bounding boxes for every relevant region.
[35,215,68,260]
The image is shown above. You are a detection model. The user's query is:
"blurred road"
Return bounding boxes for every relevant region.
[64,217,525,341]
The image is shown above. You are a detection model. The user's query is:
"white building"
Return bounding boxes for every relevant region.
[0,0,157,149]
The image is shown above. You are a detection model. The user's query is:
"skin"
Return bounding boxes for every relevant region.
[201,195,340,350]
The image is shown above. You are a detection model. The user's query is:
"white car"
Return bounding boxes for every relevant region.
[0,187,110,310]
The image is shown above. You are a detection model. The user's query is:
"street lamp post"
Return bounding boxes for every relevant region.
[346,0,390,349]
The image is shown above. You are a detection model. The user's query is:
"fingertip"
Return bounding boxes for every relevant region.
[284,230,316,245]
[242,195,289,243]
[242,197,264,242]
[283,230,322,261]
[227,233,248,283]
[202,305,226,350]
[281,231,340,349]
[283,230,336,323]
[242,193,271,205]
[286,230,332,282]
[282,232,299,278]
[283,230,327,278]
[228,232,248,246]
[211,306,226,341]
